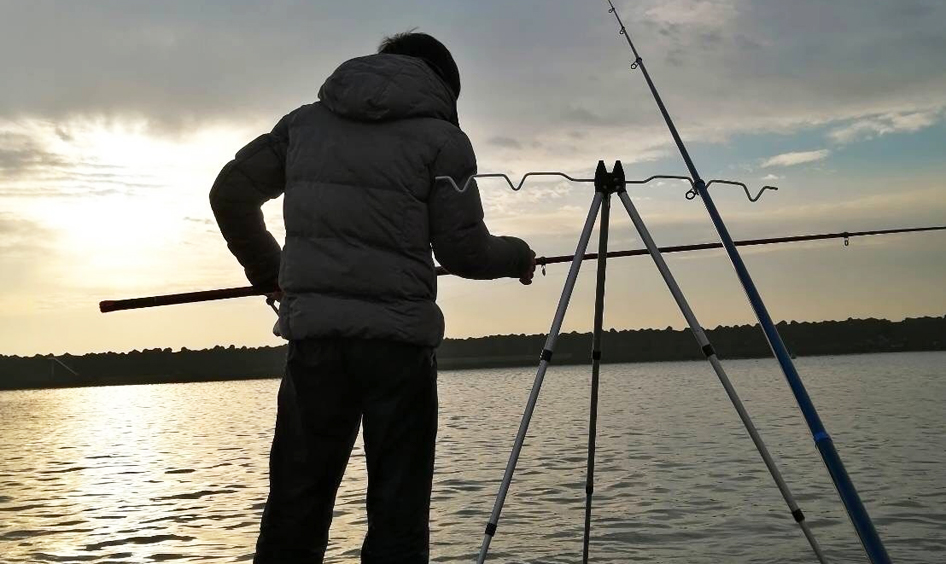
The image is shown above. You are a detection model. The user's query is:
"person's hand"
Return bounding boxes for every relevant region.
[265,290,283,310]
[519,250,537,285]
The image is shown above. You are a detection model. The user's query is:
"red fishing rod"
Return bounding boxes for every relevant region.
[99,225,945,313]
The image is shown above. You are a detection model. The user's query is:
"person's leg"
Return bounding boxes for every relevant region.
[254,338,361,564]
[353,341,438,564]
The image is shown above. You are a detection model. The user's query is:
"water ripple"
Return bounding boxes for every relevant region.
[0,352,943,563]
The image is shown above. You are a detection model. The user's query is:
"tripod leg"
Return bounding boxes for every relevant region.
[582,193,610,564]
[615,190,828,563]
[477,192,605,564]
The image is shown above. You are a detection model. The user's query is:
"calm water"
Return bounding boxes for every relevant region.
[1,352,944,563]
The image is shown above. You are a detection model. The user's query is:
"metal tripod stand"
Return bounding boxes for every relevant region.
[475,161,827,563]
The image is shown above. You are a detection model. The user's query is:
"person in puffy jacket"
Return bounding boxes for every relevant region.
[210,32,535,564]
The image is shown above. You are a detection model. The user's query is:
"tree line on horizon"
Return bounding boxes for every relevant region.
[1,315,944,390]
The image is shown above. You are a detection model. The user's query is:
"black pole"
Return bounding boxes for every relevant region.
[582,162,617,562]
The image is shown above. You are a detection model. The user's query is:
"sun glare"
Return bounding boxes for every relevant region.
[7,119,256,295]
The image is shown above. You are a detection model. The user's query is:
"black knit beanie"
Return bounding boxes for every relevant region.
[378,32,461,99]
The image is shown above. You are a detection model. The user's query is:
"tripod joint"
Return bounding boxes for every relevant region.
[594,160,626,194]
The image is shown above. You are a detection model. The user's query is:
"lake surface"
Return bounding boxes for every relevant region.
[1,352,944,563]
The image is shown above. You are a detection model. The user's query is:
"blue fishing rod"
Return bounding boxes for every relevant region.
[604,2,891,562]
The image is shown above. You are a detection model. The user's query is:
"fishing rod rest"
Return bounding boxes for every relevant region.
[593,160,626,194]
[687,179,779,203]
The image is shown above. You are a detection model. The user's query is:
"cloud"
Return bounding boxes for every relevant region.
[0,0,943,150]
[727,185,946,238]
[489,204,591,237]
[0,120,189,200]
[828,110,941,143]
[643,0,739,28]
[487,136,522,149]
[603,0,946,143]
[0,132,66,177]
[0,213,59,305]
[0,129,118,198]
[561,105,617,127]
[0,213,46,253]
[761,150,830,168]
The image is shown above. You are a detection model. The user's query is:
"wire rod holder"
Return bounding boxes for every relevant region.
[434,171,592,193]
[686,179,779,203]
[436,171,774,202]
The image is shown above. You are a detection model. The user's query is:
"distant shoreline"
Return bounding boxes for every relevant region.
[1,315,944,391]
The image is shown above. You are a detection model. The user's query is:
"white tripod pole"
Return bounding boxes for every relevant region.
[477,191,604,564]
[615,180,827,563]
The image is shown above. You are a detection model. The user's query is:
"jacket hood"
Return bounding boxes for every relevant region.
[318,54,459,125]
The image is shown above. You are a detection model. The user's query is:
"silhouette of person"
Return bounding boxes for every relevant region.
[210,31,535,564]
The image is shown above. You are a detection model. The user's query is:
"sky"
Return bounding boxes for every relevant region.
[1,0,944,356]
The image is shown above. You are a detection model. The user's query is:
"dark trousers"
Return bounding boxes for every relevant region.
[254,338,438,564]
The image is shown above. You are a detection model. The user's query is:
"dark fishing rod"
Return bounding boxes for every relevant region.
[605,1,892,561]
[98,225,945,313]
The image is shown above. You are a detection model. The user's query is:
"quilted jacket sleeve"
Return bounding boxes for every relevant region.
[209,113,292,288]
[429,132,532,280]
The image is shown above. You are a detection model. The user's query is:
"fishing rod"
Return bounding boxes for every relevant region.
[604,1,892,561]
[534,224,944,269]
[98,225,945,313]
